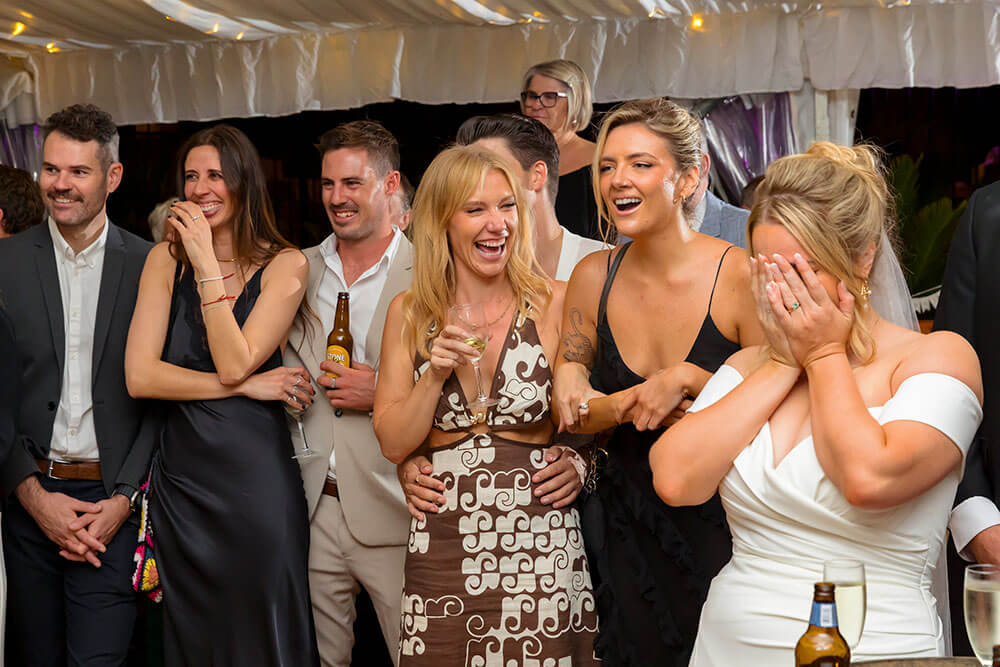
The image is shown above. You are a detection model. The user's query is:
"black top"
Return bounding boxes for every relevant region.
[585,241,740,666]
[555,165,603,241]
[593,242,741,394]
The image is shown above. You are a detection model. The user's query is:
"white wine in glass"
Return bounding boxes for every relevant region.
[823,559,866,650]
[965,564,1000,665]
[285,399,316,460]
[449,303,498,415]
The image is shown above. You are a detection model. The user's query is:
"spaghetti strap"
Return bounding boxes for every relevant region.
[598,241,633,325]
[706,245,736,314]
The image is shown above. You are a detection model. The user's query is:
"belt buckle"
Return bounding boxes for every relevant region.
[45,459,64,480]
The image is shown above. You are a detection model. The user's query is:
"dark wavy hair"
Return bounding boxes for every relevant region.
[171,124,295,273]
[0,165,45,235]
[315,120,400,177]
[43,104,119,171]
[456,113,560,202]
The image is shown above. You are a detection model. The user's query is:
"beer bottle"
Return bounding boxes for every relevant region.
[795,582,850,667]
[325,292,353,378]
[992,644,1000,667]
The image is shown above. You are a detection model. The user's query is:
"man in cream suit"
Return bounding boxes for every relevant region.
[284,120,411,665]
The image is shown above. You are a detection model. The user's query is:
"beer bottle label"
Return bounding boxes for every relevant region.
[809,602,838,629]
[326,345,350,369]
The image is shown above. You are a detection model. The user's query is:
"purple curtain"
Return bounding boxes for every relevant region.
[702,93,797,204]
[1,119,43,177]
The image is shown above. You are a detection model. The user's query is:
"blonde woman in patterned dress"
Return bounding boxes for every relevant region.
[374,145,600,665]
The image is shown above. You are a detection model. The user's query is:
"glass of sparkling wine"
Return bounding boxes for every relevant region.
[965,563,1000,665]
[823,559,866,650]
[448,304,497,416]
[285,397,316,460]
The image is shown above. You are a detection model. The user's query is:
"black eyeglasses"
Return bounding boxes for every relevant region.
[520,90,568,108]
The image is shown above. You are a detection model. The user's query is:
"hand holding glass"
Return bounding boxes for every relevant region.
[448,304,497,417]
[823,559,866,650]
[285,378,316,460]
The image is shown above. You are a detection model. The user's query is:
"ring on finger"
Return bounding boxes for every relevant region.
[295,376,302,386]
[578,401,589,412]
[330,376,337,390]
[190,214,202,222]
[789,302,801,311]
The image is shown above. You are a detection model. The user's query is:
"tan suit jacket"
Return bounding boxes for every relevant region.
[285,239,412,547]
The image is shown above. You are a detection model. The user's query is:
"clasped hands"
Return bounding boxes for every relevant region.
[17,476,130,568]
[750,252,855,370]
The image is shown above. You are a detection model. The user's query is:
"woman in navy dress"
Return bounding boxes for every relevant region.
[126,125,319,666]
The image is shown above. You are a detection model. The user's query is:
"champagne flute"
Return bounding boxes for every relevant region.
[823,559,866,650]
[966,563,1000,665]
[448,303,498,418]
[285,389,316,460]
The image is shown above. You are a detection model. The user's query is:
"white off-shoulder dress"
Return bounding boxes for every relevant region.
[688,367,983,666]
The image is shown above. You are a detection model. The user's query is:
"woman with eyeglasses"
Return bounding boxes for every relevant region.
[520,60,603,241]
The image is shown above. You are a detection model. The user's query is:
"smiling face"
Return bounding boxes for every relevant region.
[597,122,697,238]
[321,147,394,243]
[183,145,236,227]
[447,168,518,280]
[521,74,570,135]
[40,131,120,228]
[750,221,843,302]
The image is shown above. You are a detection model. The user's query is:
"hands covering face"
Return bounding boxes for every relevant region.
[750,253,855,369]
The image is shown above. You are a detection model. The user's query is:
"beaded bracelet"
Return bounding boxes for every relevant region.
[198,272,235,284]
[201,294,236,308]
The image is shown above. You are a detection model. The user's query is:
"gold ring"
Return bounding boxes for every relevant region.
[190,214,202,222]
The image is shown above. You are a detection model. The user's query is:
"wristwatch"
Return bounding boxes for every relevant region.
[113,484,140,514]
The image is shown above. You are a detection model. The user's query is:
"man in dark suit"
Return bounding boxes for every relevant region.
[0,104,156,666]
[935,181,1000,654]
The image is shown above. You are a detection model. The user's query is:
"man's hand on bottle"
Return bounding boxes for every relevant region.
[318,361,376,412]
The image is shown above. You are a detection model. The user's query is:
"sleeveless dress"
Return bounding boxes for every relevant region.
[400,310,600,665]
[150,265,319,667]
[556,166,602,241]
[688,366,983,664]
[586,243,740,666]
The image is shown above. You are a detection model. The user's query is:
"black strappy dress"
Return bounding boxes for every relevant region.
[150,264,319,667]
[586,242,740,666]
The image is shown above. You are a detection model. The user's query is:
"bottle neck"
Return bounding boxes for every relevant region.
[334,298,350,330]
[809,600,839,629]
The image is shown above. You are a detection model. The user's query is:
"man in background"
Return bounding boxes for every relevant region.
[0,164,45,238]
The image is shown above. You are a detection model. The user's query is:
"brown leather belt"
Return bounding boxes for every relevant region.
[36,459,102,481]
[322,479,339,498]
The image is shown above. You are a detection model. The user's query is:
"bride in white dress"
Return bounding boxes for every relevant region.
[650,142,984,665]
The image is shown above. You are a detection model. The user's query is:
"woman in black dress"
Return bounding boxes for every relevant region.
[125,125,319,666]
[552,99,763,665]
[520,59,603,241]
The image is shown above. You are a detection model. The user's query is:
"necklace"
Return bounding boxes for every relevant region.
[216,257,239,263]
[485,298,514,328]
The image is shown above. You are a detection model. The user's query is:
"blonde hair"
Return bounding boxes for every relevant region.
[521,59,593,133]
[748,141,897,364]
[591,98,704,242]
[403,146,550,354]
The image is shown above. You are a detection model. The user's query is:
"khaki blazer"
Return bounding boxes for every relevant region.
[285,239,413,547]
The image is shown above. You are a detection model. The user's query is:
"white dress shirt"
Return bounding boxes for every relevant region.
[317,227,403,479]
[950,496,1000,560]
[47,216,108,462]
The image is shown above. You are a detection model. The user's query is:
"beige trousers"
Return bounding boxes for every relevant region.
[309,494,406,667]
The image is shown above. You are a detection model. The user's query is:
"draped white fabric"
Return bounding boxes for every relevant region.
[1,1,1000,124]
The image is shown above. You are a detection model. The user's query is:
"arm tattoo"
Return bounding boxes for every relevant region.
[562,308,595,367]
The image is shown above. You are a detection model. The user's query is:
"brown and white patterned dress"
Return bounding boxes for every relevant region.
[402,310,600,666]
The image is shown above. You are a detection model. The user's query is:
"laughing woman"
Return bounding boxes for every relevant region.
[552,98,763,665]
[374,145,599,665]
[125,125,319,666]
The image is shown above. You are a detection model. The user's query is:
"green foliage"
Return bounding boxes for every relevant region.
[888,154,966,295]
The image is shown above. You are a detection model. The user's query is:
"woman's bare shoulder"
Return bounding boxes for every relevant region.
[890,327,983,401]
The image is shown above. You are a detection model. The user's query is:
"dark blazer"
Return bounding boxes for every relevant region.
[934,181,1000,506]
[0,305,17,469]
[0,222,157,497]
[700,191,748,249]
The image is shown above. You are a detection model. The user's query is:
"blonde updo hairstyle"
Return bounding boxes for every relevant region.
[403,145,550,355]
[748,141,897,364]
[521,59,593,134]
[592,98,704,242]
